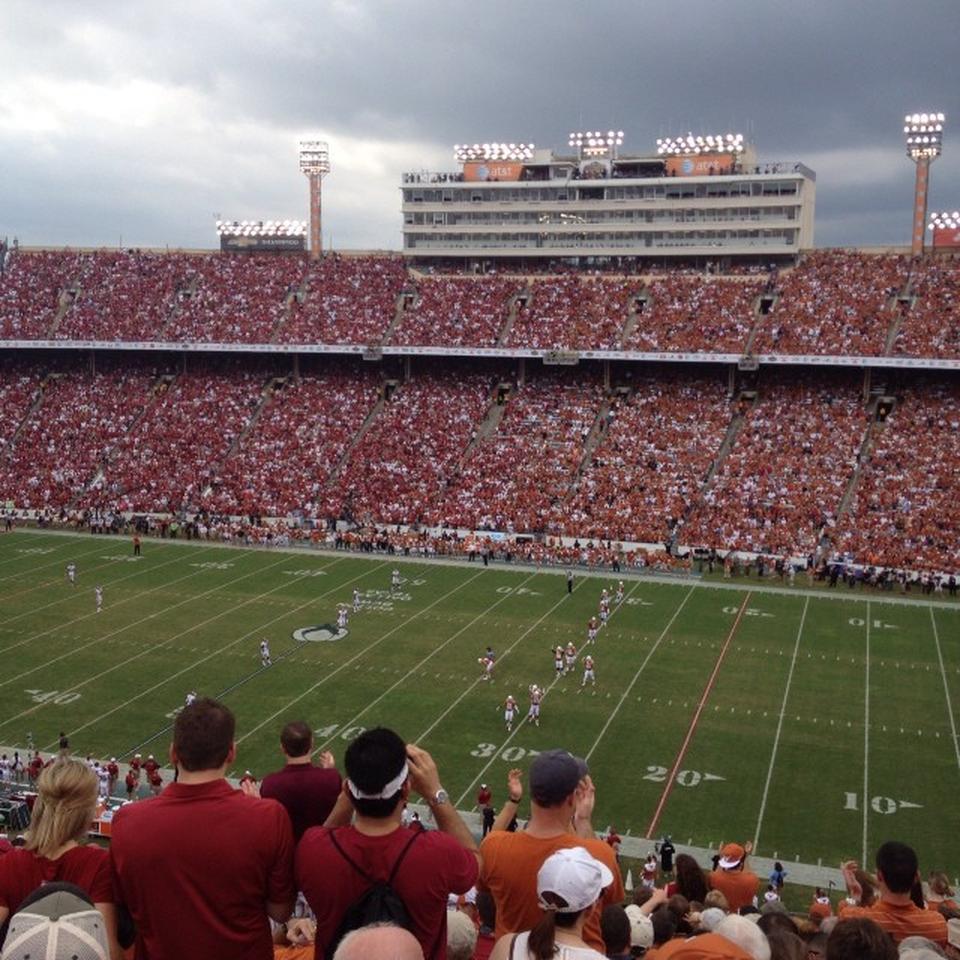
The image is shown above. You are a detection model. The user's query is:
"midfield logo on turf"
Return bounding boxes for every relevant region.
[292,624,349,643]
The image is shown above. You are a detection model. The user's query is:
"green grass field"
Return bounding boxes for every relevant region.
[2,530,959,875]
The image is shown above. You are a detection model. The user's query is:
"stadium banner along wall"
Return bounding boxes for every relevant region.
[665,154,735,177]
[463,162,524,182]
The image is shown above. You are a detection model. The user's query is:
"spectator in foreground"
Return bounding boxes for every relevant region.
[0,883,111,960]
[331,922,424,960]
[446,908,478,960]
[478,751,624,954]
[0,758,121,959]
[825,916,896,960]
[260,720,342,842]
[110,698,296,960]
[599,903,632,959]
[838,843,947,945]
[296,728,478,960]
[489,846,613,960]
[709,842,759,911]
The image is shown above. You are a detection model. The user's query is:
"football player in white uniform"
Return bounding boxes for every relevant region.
[260,638,272,667]
[582,654,596,687]
[504,694,517,731]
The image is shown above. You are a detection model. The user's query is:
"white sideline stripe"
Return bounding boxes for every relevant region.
[930,608,960,772]
[452,579,640,809]
[584,586,696,764]
[0,552,297,731]
[56,558,385,747]
[313,572,541,758]
[862,601,871,865]
[236,568,489,747]
[753,596,809,852]
[0,545,227,659]
[0,543,211,631]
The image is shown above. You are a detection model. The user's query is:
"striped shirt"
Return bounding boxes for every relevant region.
[838,899,948,945]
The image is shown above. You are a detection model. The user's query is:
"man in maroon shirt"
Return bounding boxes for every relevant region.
[111,698,295,960]
[296,727,479,960]
[260,720,342,842]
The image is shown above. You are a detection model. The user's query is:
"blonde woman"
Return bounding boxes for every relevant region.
[0,758,121,959]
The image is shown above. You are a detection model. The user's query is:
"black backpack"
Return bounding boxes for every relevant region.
[326,826,423,955]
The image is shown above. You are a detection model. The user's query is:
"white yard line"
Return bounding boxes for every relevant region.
[0,552,300,729]
[0,533,85,568]
[313,572,541,758]
[1,544,211,629]
[0,546,230,658]
[862,601,871,865]
[235,568,489,747]
[0,537,117,584]
[453,579,642,808]
[753,596,809,852]
[583,586,697,764]
[930,607,960,772]
[56,559,389,749]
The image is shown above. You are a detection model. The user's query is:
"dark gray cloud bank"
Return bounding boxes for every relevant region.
[1,0,958,251]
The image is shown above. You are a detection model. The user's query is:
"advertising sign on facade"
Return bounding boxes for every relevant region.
[932,226,960,249]
[463,161,524,182]
[665,154,736,177]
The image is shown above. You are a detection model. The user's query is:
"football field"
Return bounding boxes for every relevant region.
[2,530,959,875]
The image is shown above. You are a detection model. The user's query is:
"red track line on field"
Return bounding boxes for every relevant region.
[645,591,751,839]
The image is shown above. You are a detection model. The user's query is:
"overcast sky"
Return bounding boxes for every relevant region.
[1,0,958,252]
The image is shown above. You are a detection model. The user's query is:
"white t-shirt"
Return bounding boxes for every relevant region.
[508,931,605,960]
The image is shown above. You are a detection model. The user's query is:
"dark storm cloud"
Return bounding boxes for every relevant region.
[1,0,958,249]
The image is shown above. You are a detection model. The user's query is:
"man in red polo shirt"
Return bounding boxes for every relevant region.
[837,841,947,946]
[296,727,478,960]
[260,720,341,843]
[111,698,295,960]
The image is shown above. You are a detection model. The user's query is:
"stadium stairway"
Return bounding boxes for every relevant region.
[326,387,386,486]
[459,382,512,466]
[564,397,612,502]
[618,290,649,349]
[4,373,60,454]
[496,289,528,346]
[379,286,412,346]
[220,376,287,463]
[742,291,778,357]
[830,393,891,529]
[268,284,306,343]
[156,275,199,339]
[883,291,915,356]
[69,373,175,509]
[45,285,79,337]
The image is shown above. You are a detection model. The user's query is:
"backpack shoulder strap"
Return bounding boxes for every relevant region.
[387,826,423,884]
[328,828,375,885]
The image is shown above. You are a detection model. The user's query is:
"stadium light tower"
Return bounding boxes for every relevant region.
[568,130,624,160]
[299,139,330,260]
[904,112,945,256]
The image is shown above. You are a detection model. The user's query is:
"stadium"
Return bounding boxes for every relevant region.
[1,102,959,957]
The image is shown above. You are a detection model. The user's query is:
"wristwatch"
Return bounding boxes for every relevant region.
[429,788,449,807]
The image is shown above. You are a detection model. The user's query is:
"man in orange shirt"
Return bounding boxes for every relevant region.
[707,842,759,911]
[837,841,947,946]
[477,749,624,954]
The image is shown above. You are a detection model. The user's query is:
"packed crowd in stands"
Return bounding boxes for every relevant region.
[437,371,605,533]
[0,365,154,509]
[625,277,764,354]
[330,367,494,525]
[391,276,521,347]
[682,375,868,556]
[895,258,960,360]
[278,255,408,345]
[0,357,958,575]
[566,377,733,544]
[55,251,191,342]
[506,277,637,351]
[830,380,960,572]
[752,252,910,356]
[81,362,267,514]
[1,703,958,959]
[1,247,959,357]
[210,365,382,518]
[164,254,306,344]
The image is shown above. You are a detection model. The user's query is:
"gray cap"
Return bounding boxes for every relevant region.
[1,884,109,960]
[529,749,588,805]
